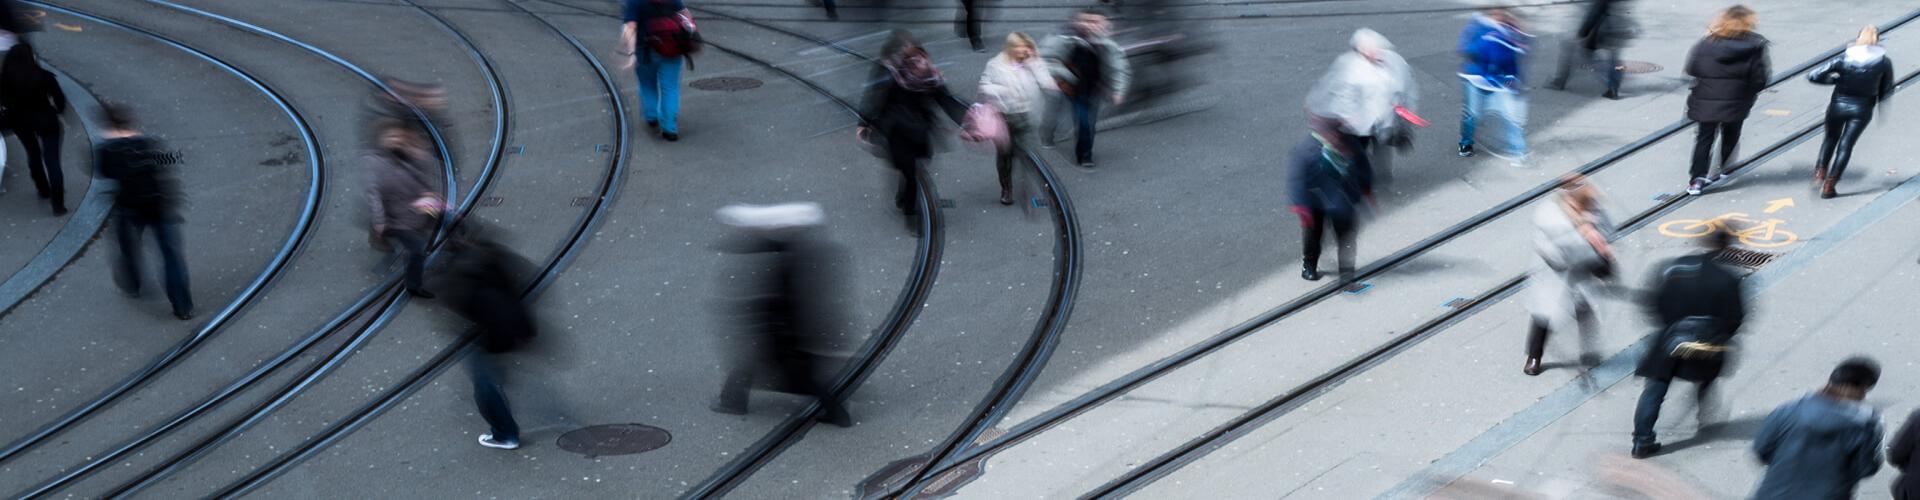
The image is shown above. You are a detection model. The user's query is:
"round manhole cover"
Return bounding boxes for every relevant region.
[556,423,671,457]
[1618,60,1663,74]
[690,77,763,91]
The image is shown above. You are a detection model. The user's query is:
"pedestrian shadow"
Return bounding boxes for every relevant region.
[1658,414,1766,454]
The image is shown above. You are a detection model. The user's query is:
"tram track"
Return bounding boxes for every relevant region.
[2,0,504,495]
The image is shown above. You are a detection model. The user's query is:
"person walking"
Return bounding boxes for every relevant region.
[1890,408,1920,499]
[1042,9,1130,169]
[711,203,853,428]
[1752,357,1884,499]
[1289,117,1371,284]
[1523,175,1613,376]
[1546,0,1634,99]
[1631,229,1745,459]
[97,104,193,321]
[1681,5,1770,195]
[622,0,695,141]
[365,121,444,298]
[978,32,1056,206]
[1808,26,1894,200]
[861,32,962,234]
[2,42,68,213]
[1456,8,1532,166]
[1307,28,1418,184]
[443,225,539,450]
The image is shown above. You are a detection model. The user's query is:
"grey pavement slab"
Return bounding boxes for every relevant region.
[1122,59,1920,499]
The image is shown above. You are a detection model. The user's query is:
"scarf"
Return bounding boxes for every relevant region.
[887,48,944,92]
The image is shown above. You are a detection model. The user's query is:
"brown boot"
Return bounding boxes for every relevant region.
[1813,166,1828,186]
[1821,178,1838,199]
[1523,357,1543,376]
[999,187,1013,205]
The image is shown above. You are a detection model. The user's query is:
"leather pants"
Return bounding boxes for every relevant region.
[1818,96,1877,182]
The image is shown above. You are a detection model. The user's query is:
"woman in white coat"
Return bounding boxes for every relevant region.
[978,32,1057,205]
[1525,175,1615,376]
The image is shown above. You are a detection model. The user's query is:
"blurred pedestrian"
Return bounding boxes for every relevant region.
[978,32,1056,206]
[1546,0,1634,99]
[1523,175,1613,376]
[958,0,981,51]
[1307,28,1419,184]
[363,79,448,162]
[1289,116,1371,284]
[1456,8,1531,166]
[1042,9,1130,169]
[365,121,444,298]
[711,203,853,428]
[1682,5,1769,195]
[1808,26,1894,200]
[622,0,697,141]
[1631,230,1745,459]
[97,104,193,321]
[1890,407,1920,499]
[443,225,540,450]
[2,42,68,214]
[1752,357,1884,499]
[861,32,962,234]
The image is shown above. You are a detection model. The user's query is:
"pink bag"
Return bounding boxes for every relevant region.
[960,103,1008,154]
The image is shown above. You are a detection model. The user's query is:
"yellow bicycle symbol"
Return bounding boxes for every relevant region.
[1657,212,1798,248]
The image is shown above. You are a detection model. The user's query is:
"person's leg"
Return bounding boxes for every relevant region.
[1716,120,1744,176]
[1548,38,1576,89]
[39,123,63,209]
[1459,82,1485,152]
[389,230,429,291]
[1601,48,1623,95]
[113,213,144,295]
[1633,377,1673,448]
[1815,115,1844,180]
[961,0,981,51]
[1301,209,1325,273]
[635,56,662,125]
[658,57,684,134]
[1573,298,1600,366]
[152,221,194,317]
[1498,91,1528,158]
[467,354,520,444]
[1073,94,1098,165]
[1525,317,1549,360]
[889,139,921,215]
[1332,212,1357,280]
[18,127,46,196]
[1689,122,1718,180]
[1828,118,1869,183]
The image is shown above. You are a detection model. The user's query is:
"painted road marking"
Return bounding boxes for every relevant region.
[1764,197,1794,213]
[1657,212,1798,248]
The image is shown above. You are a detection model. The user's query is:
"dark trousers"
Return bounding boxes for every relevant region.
[1632,376,1715,446]
[1525,303,1595,360]
[17,123,64,207]
[958,0,980,49]
[1302,209,1357,276]
[467,353,519,441]
[1690,121,1743,180]
[1817,116,1870,182]
[888,137,930,218]
[114,213,193,316]
[1550,39,1622,93]
[716,336,850,424]
[996,114,1034,193]
[386,230,429,290]
[1071,93,1099,164]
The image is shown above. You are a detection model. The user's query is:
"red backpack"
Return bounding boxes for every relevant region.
[643,0,700,58]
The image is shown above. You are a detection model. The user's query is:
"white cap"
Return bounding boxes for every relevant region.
[717,202,826,230]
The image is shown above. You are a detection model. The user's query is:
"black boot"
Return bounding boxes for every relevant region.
[1301,262,1321,281]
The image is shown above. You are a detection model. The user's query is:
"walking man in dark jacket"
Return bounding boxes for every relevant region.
[97,104,193,321]
[1889,408,1920,499]
[1288,117,1371,284]
[1752,357,1884,499]
[443,225,540,450]
[366,121,444,298]
[1631,229,1744,458]
[1681,5,1769,195]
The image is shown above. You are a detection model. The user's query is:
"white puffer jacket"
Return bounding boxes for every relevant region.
[979,53,1058,118]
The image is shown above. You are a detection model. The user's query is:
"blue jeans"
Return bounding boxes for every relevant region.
[1071,93,1098,164]
[635,52,684,134]
[1459,82,1527,157]
[468,353,519,441]
[1632,377,1714,446]
[114,212,193,316]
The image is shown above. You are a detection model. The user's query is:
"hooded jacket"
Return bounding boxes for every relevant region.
[1457,13,1530,92]
[1808,44,1895,121]
[1307,29,1417,137]
[1684,32,1771,122]
[1752,393,1884,500]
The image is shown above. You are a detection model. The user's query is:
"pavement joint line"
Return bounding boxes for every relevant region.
[0,65,110,317]
[1380,170,1920,500]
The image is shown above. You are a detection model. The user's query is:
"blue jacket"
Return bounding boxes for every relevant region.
[1753,393,1884,500]
[1458,13,1530,92]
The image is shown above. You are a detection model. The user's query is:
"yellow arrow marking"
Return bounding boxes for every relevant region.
[1764,198,1794,213]
[53,22,81,32]
[1764,109,1791,116]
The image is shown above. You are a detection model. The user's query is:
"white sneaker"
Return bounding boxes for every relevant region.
[1489,150,1529,168]
[478,433,520,450]
[1686,177,1707,195]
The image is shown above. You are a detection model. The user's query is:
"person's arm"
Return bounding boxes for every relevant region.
[1890,411,1919,471]
[1040,35,1074,82]
[1806,59,1841,85]
[1752,404,1790,465]
[1854,420,1886,481]
[1750,43,1773,93]
[1100,37,1131,104]
[46,73,66,115]
[1880,58,1897,101]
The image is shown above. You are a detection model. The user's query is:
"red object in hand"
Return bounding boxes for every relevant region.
[1395,105,1430,128]
[1290,206,1314,227]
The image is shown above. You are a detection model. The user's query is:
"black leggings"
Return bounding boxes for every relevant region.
[1689,120,1743,180]
[17,123,64,206]
[1301,209,1356,275]
[1817,116,1870,183]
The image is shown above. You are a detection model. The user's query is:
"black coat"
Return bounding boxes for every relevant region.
[860,67,964,152]
[1577,0,1633,50]
[445,238,538,354]
[1285,132,1372,217]
[1809,47,1895,122]
[1893,409,1920,500]
[0,66,64,133]
[1684,33,1770,123]
[1637,251,1745,382]
[95,136,182,222]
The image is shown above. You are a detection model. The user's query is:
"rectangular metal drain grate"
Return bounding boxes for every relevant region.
[1716,248,1780,269]
[572,196,593,207]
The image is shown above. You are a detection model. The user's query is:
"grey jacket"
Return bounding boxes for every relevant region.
[1753,393,1884,500]
[365,150,442,235]
[1041,30,1131,98]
